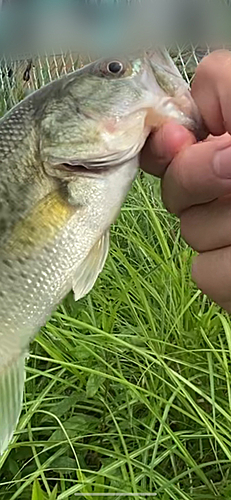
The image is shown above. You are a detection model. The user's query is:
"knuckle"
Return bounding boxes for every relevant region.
[180,212,192,244]
[161,148,196,216]
[180,211,203,253]
[225,245,231,269]
[192,246,231,305]
[173,152,195,200]
[195,50,231,81]
[221,196,231,221]
[161,182,174,214]
[180,211,190,238]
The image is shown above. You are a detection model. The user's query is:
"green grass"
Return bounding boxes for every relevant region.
[0,173,231,499]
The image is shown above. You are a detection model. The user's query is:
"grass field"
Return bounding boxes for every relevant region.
[0,173,230,499]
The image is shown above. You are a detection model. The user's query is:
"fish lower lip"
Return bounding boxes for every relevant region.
[60,163,119,176]
[49,141,143,178]
[62,163,104,172]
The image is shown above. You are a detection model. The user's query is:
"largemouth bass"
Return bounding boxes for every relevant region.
[0,49,205,455]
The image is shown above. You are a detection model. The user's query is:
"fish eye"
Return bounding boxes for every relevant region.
[107,61,124,75]
[94,58,132,78]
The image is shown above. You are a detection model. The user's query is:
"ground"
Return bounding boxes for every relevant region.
[0,173,230,500]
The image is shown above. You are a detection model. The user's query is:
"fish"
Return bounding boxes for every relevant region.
[0,48,205,455]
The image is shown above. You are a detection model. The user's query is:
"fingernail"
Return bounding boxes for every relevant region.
[213,146,231,178]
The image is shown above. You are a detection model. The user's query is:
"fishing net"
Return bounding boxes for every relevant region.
[0,0,230,115]
[0,43,214,115]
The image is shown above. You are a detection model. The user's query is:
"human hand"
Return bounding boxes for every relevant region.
[140,50,231,312]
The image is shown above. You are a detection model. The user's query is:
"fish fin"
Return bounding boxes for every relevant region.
[72,230,110,301]
[0,353,25,455]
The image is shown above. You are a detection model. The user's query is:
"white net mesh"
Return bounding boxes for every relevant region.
[0,43,221,114]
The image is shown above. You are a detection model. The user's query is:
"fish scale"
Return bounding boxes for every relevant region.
[0,50,205,455]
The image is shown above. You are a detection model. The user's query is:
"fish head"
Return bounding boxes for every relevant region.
[39,51,206,183]
[39,55,156,179]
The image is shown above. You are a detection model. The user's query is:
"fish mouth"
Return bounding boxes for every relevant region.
[46,139,145,179]
[144,91,207,142]
[60,162,119,176]
[139,54,208,141]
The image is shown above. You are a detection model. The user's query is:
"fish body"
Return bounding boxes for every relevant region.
[0,49,204,454]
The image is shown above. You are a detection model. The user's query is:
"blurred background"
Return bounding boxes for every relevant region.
[1,3,231,500]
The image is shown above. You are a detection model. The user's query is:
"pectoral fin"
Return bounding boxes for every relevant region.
[72,230,110,301]
[0,353,25,455]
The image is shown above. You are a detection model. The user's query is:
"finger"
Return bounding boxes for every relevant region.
[161,133,231,216]
[192,50,231,136]
[205,132,231,143]
[180,194,231,252]
[192,247,231,312]
[140,121,196,178]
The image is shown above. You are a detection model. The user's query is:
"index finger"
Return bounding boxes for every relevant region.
[192,50,231,136]
[161,133,231,216]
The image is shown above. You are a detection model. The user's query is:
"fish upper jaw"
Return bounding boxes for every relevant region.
[134,62,208,141]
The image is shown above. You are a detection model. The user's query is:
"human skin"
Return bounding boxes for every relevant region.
[140,50,231,312]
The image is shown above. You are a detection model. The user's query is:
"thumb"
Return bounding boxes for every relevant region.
[140,121,196,178]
